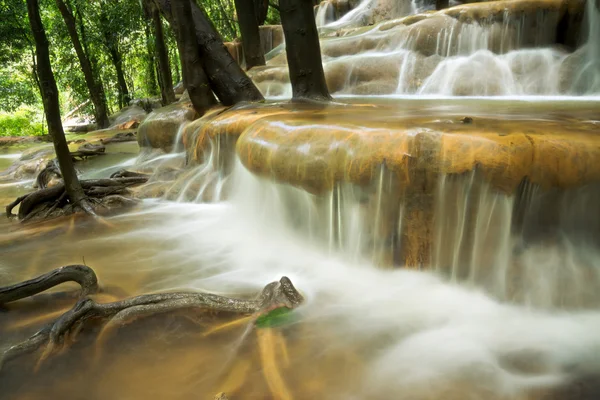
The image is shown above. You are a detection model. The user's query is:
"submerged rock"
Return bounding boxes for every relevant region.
[0,145,55,181]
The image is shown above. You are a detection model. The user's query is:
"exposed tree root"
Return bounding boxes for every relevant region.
[35,160,61,189]
[5,176,148,221]
[0,266,303,371]
[0,265,99,306]
[100,132,136,144]
[109,169,150,179]
[70,143,106,160]
[258,328,294,400]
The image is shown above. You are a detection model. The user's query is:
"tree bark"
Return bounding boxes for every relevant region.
[254,0,269,26]
[435,0,449,10]
[156,0,264,105]
[109,46,130,108]
[171,0,217,114]
[150,1,176,105]
[26,0,88,211]
[144,21,159,96]
[234,0,265,70]
[279,0,331,101]
[54,0,110,128]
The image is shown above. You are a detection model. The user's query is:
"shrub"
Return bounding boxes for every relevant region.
[0,106,44,137]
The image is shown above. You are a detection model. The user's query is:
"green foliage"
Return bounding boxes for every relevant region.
[0,0,32,64]
[0,0,277,121]
[0,106,44,137]
[0,61,40,112]
[255,307,296,329]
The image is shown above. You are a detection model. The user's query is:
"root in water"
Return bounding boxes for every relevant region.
[257,328,294,400]
[0,267,303,372]
[5,176,148,222]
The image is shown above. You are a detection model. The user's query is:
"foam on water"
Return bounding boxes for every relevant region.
[100,158,600,398]
[0,154,22,160]
[253,0,600,98]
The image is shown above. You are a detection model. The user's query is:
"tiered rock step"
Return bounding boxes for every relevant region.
[158,100,600,268]
[248,0,588,96]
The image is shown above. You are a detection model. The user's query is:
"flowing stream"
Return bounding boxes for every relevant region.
[2,97,600,399]
[1,1,600,398]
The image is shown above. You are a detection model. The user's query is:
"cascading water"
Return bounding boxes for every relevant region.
[572,0,600,92]
[251,0,600,97]
[2,1,600,399]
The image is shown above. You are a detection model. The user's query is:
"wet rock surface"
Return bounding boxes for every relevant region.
[137,101,197,152]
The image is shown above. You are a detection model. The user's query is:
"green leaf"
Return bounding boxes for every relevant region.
[255,307,296,329]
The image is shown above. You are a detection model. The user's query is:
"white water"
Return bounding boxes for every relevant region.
[572,0,600,92]
[101,155,600,398]
[0,154,21,160]
[254,0,600,97]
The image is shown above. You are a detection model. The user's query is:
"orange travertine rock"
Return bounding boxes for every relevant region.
[228,105,599,194]
[185,104,294,166]
[183,102,600,194]
[183,101,600,268]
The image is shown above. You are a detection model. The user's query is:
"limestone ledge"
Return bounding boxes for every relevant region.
[137,101,196,152]
[185,102,600,194]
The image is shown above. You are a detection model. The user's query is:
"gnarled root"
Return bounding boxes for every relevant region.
[0,265,99,306]
[0,270,303,371]
[5,177,148,222]
[101,132,136,144]
[109,169,150,179]
[70,143,106,160]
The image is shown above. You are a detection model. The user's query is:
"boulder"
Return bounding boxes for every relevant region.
[109,105,148,130]
[137,102,197,152]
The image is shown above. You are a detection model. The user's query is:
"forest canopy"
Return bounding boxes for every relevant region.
[0,0,281,136]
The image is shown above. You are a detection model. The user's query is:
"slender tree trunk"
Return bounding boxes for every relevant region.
[55,0,110,128]
[171,0,217,114]
[173,34,188,88]
[26,0,89,211]
[103,35,130,108]
[435,0,449,10]
[156,0,264,105]
[234,0,265,69]
[279,0,330,101]
[168,30,181,84]
[143,21,159,96]
[150,2,176,105]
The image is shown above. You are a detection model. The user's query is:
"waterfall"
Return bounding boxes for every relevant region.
[573,0,600,93]
[251,0,600,97]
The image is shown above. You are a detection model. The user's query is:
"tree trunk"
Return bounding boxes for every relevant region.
[234,0,265,70]
[254,0,269,26]
[279,0,331,101]
[156,0,264,105]
[55,0,110,128]
[26,0,88,210]
[150,2,176,105]
[171,0,217,114]
[144,21,159,96]
[104,38,130,108]
[435,0,449,10]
